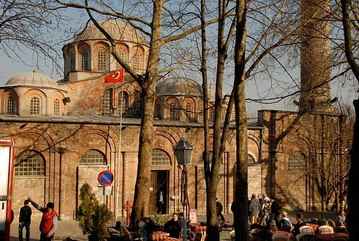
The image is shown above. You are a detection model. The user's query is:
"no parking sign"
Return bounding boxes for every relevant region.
[97,170,113,186]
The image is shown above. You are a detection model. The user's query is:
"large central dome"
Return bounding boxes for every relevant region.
[74,19,146,44]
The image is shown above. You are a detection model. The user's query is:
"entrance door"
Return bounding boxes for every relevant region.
[149,170,169,214]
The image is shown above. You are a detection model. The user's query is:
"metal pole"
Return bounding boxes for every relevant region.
[115,90,123,220]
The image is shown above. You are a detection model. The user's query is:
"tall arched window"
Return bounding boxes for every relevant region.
[169,99,180,121]
[132,46,145,73]
[118,91,129,115]
[116,44,129,68]
[7,96,16,114]
[103,89,113,115]
[15,151,45,176]
[97,44,110,72]
[69,47,76,71]
[80,149,106,165]
[186,103,193,121]
[54,99,60,115]
[79,43,91,71]
[30,97,40,115]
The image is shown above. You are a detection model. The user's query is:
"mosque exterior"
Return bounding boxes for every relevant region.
[0,20,348,220]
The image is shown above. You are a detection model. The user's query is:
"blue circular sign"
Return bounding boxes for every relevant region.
[97,170,113,186]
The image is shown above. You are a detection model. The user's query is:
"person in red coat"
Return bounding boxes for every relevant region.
[28,198,58,241]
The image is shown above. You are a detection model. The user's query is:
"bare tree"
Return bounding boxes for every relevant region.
[340,0,359,240]
[0,0,62,71]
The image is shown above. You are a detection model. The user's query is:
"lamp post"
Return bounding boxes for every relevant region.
[174,138,193,241]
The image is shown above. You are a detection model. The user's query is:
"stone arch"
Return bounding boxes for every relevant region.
[24,89,47,115]
[184,97,196,121]
[79,149,107,165]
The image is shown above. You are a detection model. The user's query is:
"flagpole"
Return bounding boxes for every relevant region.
[116,88,123,220]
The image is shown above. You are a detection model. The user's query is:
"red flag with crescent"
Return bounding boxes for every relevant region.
[104,68,125,83]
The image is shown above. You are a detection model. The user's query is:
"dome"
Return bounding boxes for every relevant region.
[74,19,146,44]
[4,70,60,89]
[156,77,202,97]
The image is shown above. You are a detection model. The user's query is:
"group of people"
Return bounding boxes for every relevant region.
[248,210,348,241]
[18,198,58,241]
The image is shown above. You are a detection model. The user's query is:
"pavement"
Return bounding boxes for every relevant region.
[10,216,87,241]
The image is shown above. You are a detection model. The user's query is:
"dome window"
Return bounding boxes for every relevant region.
[54,99,60,115]
[132,46,145,73]
[7,96,16,114]
[186,103,194,121]
[116,44,129,68]
[170,102,180,121]
[97,45,110,72]
[30,97,41,115]
[79,44,91,71]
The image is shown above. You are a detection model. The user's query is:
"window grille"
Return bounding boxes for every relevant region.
[186,103,193,121]
[132,47,144,73]
[7,96,16,114]
[117,44,129,67]
[98,46,110,72]
[103,89,113,115]
[118,91,129,115]
[15,151,45,176]
[170,103,180,121]
[54,99,60,115]
[152,149,170,166]
[30,97,40,115]
[80,149,106,165]
[79,45,91,71]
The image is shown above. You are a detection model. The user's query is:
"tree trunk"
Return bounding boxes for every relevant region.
[347,99,359,241]
[130,0,163,227]
[233,1,248,241]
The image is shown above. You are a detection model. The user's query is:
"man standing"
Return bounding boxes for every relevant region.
[249,194,261,225]
[28,198,58,241]
[19,200,32,241]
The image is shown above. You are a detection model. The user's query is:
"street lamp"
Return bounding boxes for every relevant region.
[174,138,193,241]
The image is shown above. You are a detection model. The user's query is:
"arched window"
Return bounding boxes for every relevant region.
[79,44,91,71]
[288,152,306,171]
[169,99,180,121]
[116,44,129,68]
[30,97,40,115]
[155,99,161,119]
[54,99,60,115]
[80,149,106,165]
[97,45,110,72]
[186,103,193,121]
[132,46,145,73]
[69,47,76,71]
[103,89,113,115]
[118,91,129,115]
[152,149,171,167]
[7,96,16,114]
[15,151,45,176]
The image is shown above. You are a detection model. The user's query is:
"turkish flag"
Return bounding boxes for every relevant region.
[104,68,125,83]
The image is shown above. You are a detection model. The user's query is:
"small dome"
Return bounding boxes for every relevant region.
[5,70,59,89]
[156,77,202,97]
[74,19,146,44]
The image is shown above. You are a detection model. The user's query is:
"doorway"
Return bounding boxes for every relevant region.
[150,170,169,214]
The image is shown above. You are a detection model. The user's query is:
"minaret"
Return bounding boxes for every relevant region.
[300,0,332,112]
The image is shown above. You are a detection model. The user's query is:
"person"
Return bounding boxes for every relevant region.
[108,221,131,241]
[164,214,181,238]
[270,199,281,225]
[292,212,305,237]
[278,211,292,232]
[338,209,346,225]
[249,194,261,225]
[19,200,32,241]
[259,197,271,227]
[28,198,58,241]
[317,219,334,235]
